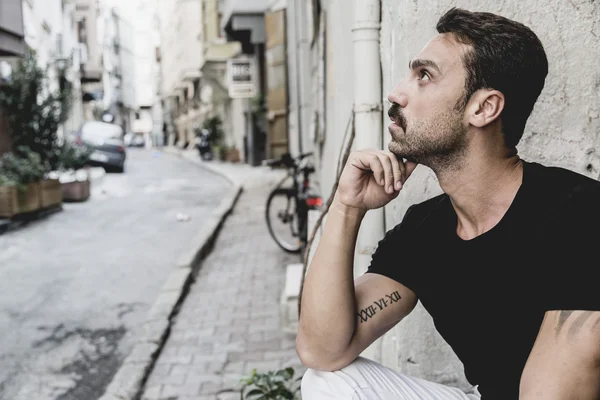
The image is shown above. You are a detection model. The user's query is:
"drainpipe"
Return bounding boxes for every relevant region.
[352,0,384,362]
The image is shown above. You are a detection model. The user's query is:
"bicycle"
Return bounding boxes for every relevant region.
[263,152,322,254]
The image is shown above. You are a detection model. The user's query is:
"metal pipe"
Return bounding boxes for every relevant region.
[352,0,384,363]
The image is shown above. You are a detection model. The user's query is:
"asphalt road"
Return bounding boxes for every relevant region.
[0,148,229,400]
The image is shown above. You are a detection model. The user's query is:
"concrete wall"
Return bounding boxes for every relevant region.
[308,0,600,392]
[376,0,600,391]
[283,0,313,158]
[317,0,354,198]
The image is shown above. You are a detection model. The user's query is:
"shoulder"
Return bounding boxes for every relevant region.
[525,161,600,203]
[525,160,600,234]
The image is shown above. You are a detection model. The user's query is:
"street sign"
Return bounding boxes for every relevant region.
[227,58,256,98]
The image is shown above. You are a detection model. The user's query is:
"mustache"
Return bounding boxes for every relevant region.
[388,104,406,131]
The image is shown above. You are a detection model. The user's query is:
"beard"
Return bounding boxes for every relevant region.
[388,103,468,172]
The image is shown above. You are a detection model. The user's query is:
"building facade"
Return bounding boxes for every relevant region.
[158,0,204,148]
[0,0,26,155]
[21,0,83,138]
[76,0,104,121]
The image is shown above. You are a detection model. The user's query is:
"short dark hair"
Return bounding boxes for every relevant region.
[436,8,548,148]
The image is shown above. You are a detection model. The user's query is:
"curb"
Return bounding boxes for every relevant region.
[98,150,243,400]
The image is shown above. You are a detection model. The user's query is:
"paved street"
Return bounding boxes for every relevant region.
[141,157,305,400]
[0,149,229,400]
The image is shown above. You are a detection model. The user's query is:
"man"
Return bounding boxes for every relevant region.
[296,8,600,400]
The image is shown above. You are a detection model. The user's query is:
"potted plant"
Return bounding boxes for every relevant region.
[240,367,301,400]
[227,146,241,163]
[0,147,46,217]
[57,142,94,202]
[202,116,224,161]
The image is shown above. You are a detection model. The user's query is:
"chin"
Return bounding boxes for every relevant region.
[387,142,405,158]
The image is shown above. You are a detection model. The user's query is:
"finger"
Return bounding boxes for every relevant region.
[384,151,403,191]
[368,153,385,188]
[353,152,384,186]
[376,152,395,194]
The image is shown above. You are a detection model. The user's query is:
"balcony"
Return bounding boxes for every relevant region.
[220,0,267,52]
[0,0,26,57]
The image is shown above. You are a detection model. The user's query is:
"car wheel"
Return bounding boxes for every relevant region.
[115,165,125,173]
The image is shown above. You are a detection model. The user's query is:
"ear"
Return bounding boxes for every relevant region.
[467,89,505,128]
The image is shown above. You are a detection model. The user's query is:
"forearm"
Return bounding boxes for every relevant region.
[297,198,365,361]
[520,365,600,400]
[520,310,600,399]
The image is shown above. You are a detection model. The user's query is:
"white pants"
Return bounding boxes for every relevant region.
[301,357,481,400]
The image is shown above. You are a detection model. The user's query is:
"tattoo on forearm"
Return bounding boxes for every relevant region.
[357,291,402,323]
[556,310,596,338]
[556,310,574,336]
[567,311,594,339]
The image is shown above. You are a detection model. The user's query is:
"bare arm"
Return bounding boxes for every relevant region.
[296,150,418,371]
[520,310,600,399]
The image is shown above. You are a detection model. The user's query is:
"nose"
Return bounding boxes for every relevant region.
[387,82,408,108]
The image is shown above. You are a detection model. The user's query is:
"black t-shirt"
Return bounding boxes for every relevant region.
[366,160,600,399]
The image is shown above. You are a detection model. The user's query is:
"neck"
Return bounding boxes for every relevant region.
[436,149,523,240]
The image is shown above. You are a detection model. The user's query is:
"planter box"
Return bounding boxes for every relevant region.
[0,182,41,218]
[62,179,90,202]
[40,179,62,208]
[226,148,241,163]
[0,186,18,218]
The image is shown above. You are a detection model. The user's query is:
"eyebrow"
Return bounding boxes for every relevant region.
[408,59,442,74]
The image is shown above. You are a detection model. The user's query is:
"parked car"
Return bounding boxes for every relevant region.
[75,121,126,173]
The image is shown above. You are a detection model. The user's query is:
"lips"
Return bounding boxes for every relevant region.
[387,104,406,131]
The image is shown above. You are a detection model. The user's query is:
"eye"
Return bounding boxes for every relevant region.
[418,69,431,82]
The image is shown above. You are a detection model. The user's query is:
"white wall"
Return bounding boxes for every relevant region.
[311,0,600,392]
[115,8,136,110]
[158,0,203,97]
[318,0,354,200]
[379,0,600,390]
[134,0,157,108]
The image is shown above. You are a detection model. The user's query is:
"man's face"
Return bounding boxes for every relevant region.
[387,34,471,167]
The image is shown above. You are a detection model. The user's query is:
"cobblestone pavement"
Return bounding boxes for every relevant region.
[141,159,306,400]
[0,149,229,400]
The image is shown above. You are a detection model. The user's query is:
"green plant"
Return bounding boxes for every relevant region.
[240,367,301,400]
[57,142,93,171]
[202,115,224,146]
[250,94,267,133]
[0,48,72,172]
[0,146,46,189]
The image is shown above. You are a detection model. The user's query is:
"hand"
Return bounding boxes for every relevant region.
[334,149,417,211]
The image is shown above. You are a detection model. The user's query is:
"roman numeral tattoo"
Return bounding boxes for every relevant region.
[357,290,402,323]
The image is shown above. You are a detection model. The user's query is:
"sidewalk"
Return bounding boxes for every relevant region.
[141,153,306,400]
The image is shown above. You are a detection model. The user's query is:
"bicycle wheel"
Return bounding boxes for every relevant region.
[266,188,303,253]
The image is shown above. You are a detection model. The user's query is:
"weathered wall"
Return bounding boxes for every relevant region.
[378,0,600,391]
[317,0,355,197]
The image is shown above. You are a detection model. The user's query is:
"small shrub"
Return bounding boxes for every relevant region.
[240,367,301,400]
